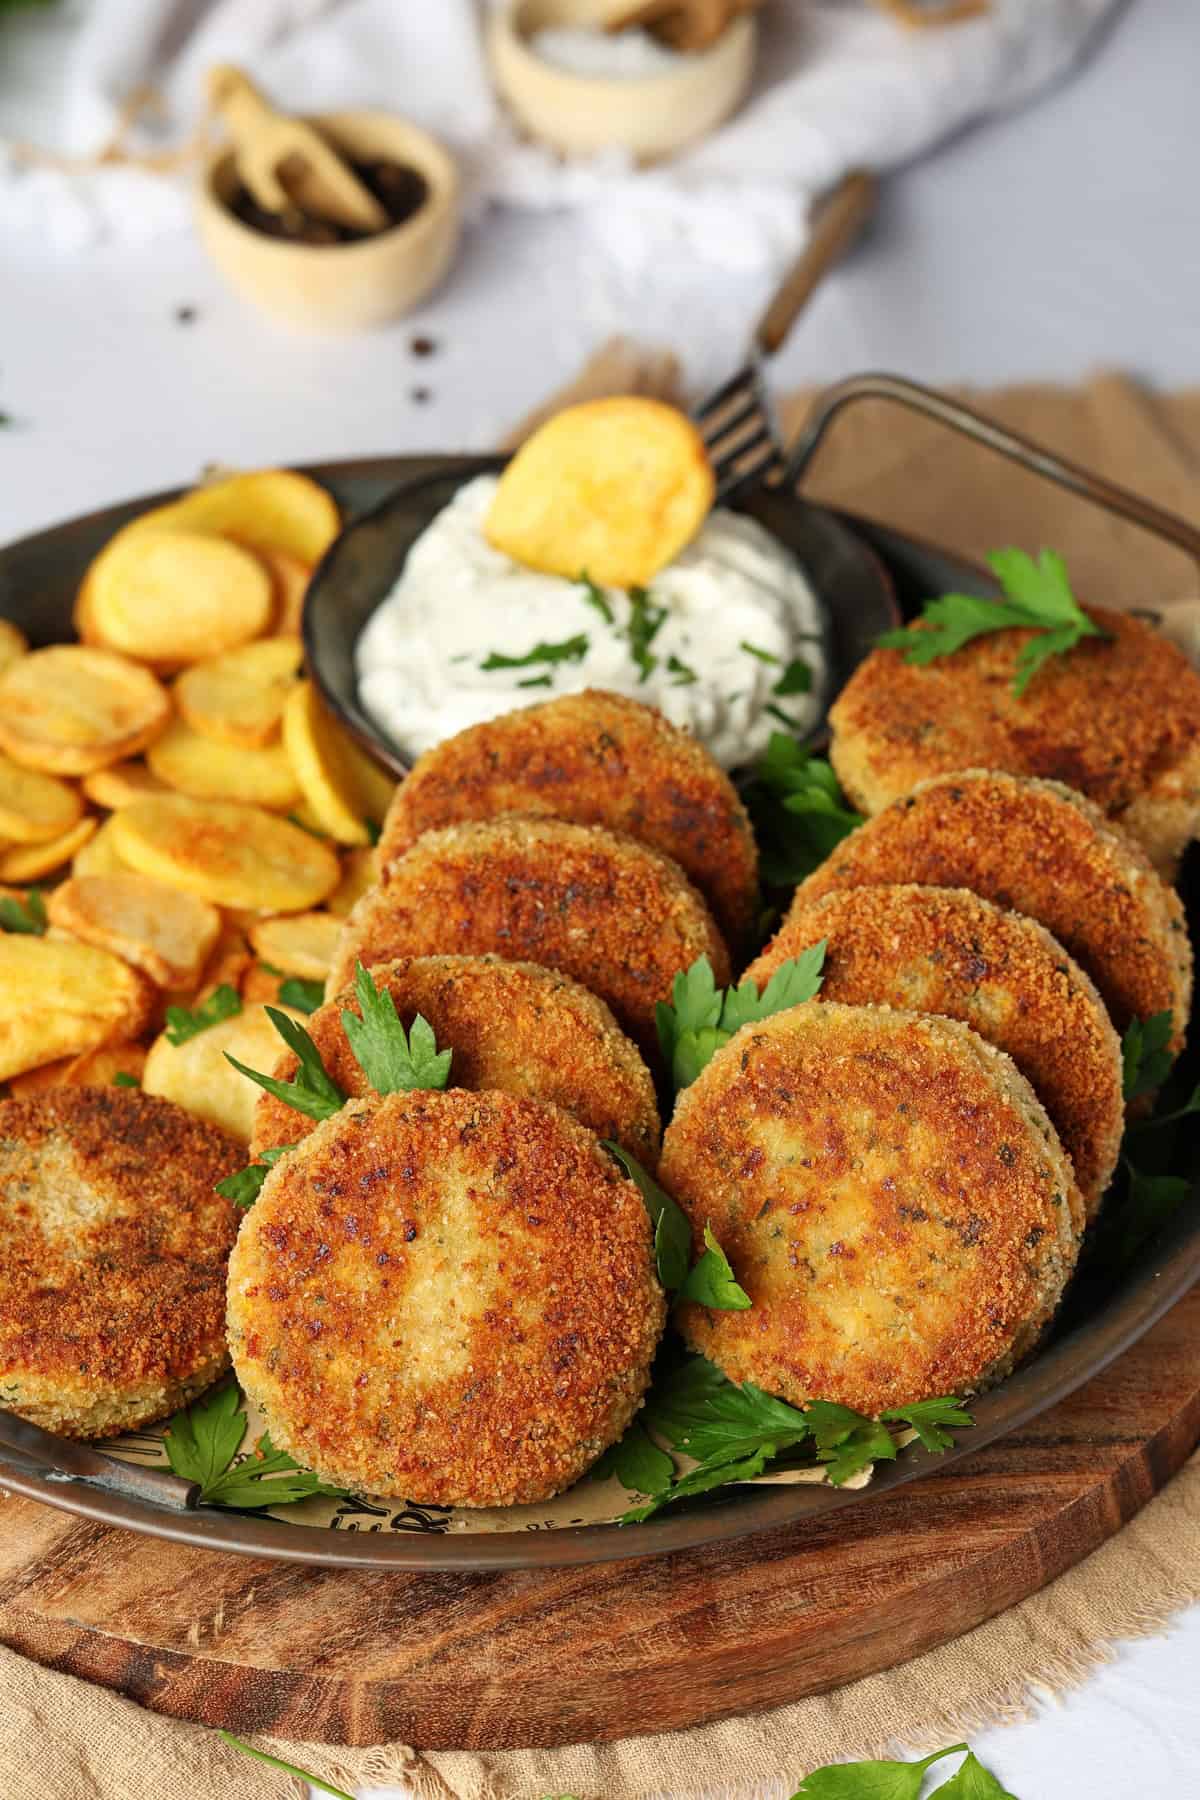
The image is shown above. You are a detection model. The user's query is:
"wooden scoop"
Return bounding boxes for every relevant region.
[605,0,762,53]
[207,64,388,235]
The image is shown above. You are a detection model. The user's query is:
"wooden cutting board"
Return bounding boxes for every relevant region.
[1,1281,1197,1751]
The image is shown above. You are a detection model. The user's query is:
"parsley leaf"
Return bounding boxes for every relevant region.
[738,733,863,888]
[164,1384,344,1510]
[882,1396,975,1453]
[773,657,812,697]
[341,962,453,1094]
[164,983,242,1045]
[481,634,589,672]
[603,1141,692,1292]
[615,1356,974,1521]
[215,1143,293,1208]
[655,945,826,1094]
[741,640,780,663]
[578,570,614,624]
[936,1751,1019,1799]
[0,888,46,935]
[878,547,1108,697]
[219,1734,355,1800]
[277,975,325,1014]
[677,1223,752,1310]
[667,654,698,686]
[225,1006,346,1122]
[1121,1011,1175,1100]
[112,1071,139,1089]
[792,1743,981,1798]
[589,1419,674,1497]
[364,816,382,847]
[626,586,667,683]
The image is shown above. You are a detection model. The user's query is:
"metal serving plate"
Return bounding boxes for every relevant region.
[0,456,1197,1571]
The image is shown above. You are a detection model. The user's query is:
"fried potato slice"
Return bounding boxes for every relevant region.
[72,814,132,878]
[147,716,301,811]
[174,637,303,749]
[47,874,221,990]
[0,619,28,674]
[259,549,312,637]
[143,1001,304,1142]
[0,818,97,882]
[62,1042,148,1088]
[0,752,84,844]
[160,470,340,565]
[484,397,715,586]
[326,845,379,918]
[6,1059,72,1099]
[282,680,396,846]
[248,911,340,979]
[0,934,154,1081]
[82,530,273,665]
[111,795,340,912]
[0,646,169,775]
[81,761,169,809]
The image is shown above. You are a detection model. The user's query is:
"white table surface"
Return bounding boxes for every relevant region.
[4,1,1200,1794]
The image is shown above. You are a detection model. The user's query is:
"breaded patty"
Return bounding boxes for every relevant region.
[746,885,1123,1219]
[0,1088,240,1438]
[829,606,1200,876]
[252,954,661,1166]
[793,770,1192,1057]
[377,690,759,945]
[328,815,730,1058]
[228,1088,666,1506]
[661,1002,1083,1416]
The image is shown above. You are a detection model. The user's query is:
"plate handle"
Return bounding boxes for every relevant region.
[785,371,1200,576]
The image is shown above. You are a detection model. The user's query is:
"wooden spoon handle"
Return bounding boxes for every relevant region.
[754,169,878,356]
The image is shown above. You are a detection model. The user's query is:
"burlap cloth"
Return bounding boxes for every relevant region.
[5,350,1200,1800]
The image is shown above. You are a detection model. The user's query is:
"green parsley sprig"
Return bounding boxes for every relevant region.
[611,1355,972,1521]
[217,964,454,1201]
[626,585,667,683]
[481,634,589,674]
[164,1383,345,1509]
[577,570,614,624]
[794,1744,1016,1799]
[277,974,325,1013]
[1093,1013,1200,1262]
[0,888,46,935]
[737,733,863,890]
[164,983,241,1045]
[878,547,1108,697]
[218,1735,355,1800]
[602,1143,750,1309]
[1122,1009,1176,1101]
[655,945,826,1094]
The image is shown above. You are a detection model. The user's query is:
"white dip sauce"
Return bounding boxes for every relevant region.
[356,475,826,770]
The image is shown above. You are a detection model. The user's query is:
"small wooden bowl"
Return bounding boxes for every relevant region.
[488,0,757,162]
[197,111,460,333]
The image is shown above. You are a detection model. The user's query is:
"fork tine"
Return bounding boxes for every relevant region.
[693,365,757,423]
[715,442,785,503]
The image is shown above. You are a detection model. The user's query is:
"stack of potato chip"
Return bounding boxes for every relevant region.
[0,469,393,1140]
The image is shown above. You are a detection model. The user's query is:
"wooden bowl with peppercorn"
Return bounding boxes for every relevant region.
[197,109,461,333]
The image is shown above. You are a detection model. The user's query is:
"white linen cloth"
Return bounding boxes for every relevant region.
[1,0,1121,272]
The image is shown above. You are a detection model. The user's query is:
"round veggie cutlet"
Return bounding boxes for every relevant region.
[746,884,1123,1219]
[377,689,759,946]
[792,769,1192,1059]
[328,814,729,1060]
[252,954,661,1167]
[0,1087,240,1438]
[829,605,1200,878]
[228,1089,666,1506]
[661,1002,1084,1418]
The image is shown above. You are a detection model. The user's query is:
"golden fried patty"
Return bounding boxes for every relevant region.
[228,1089,666,1506]
[0,1087,240,1438]
[328,814,730,1059]
[792,770,1192,1057]
[746,885,1123,1219]
[378,690,759,945]
[252,954,661,1166]
[661,1003,1083,1416]
[829,606,1200,876]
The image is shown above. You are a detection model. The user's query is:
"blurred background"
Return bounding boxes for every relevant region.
[1,0,1195,538]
